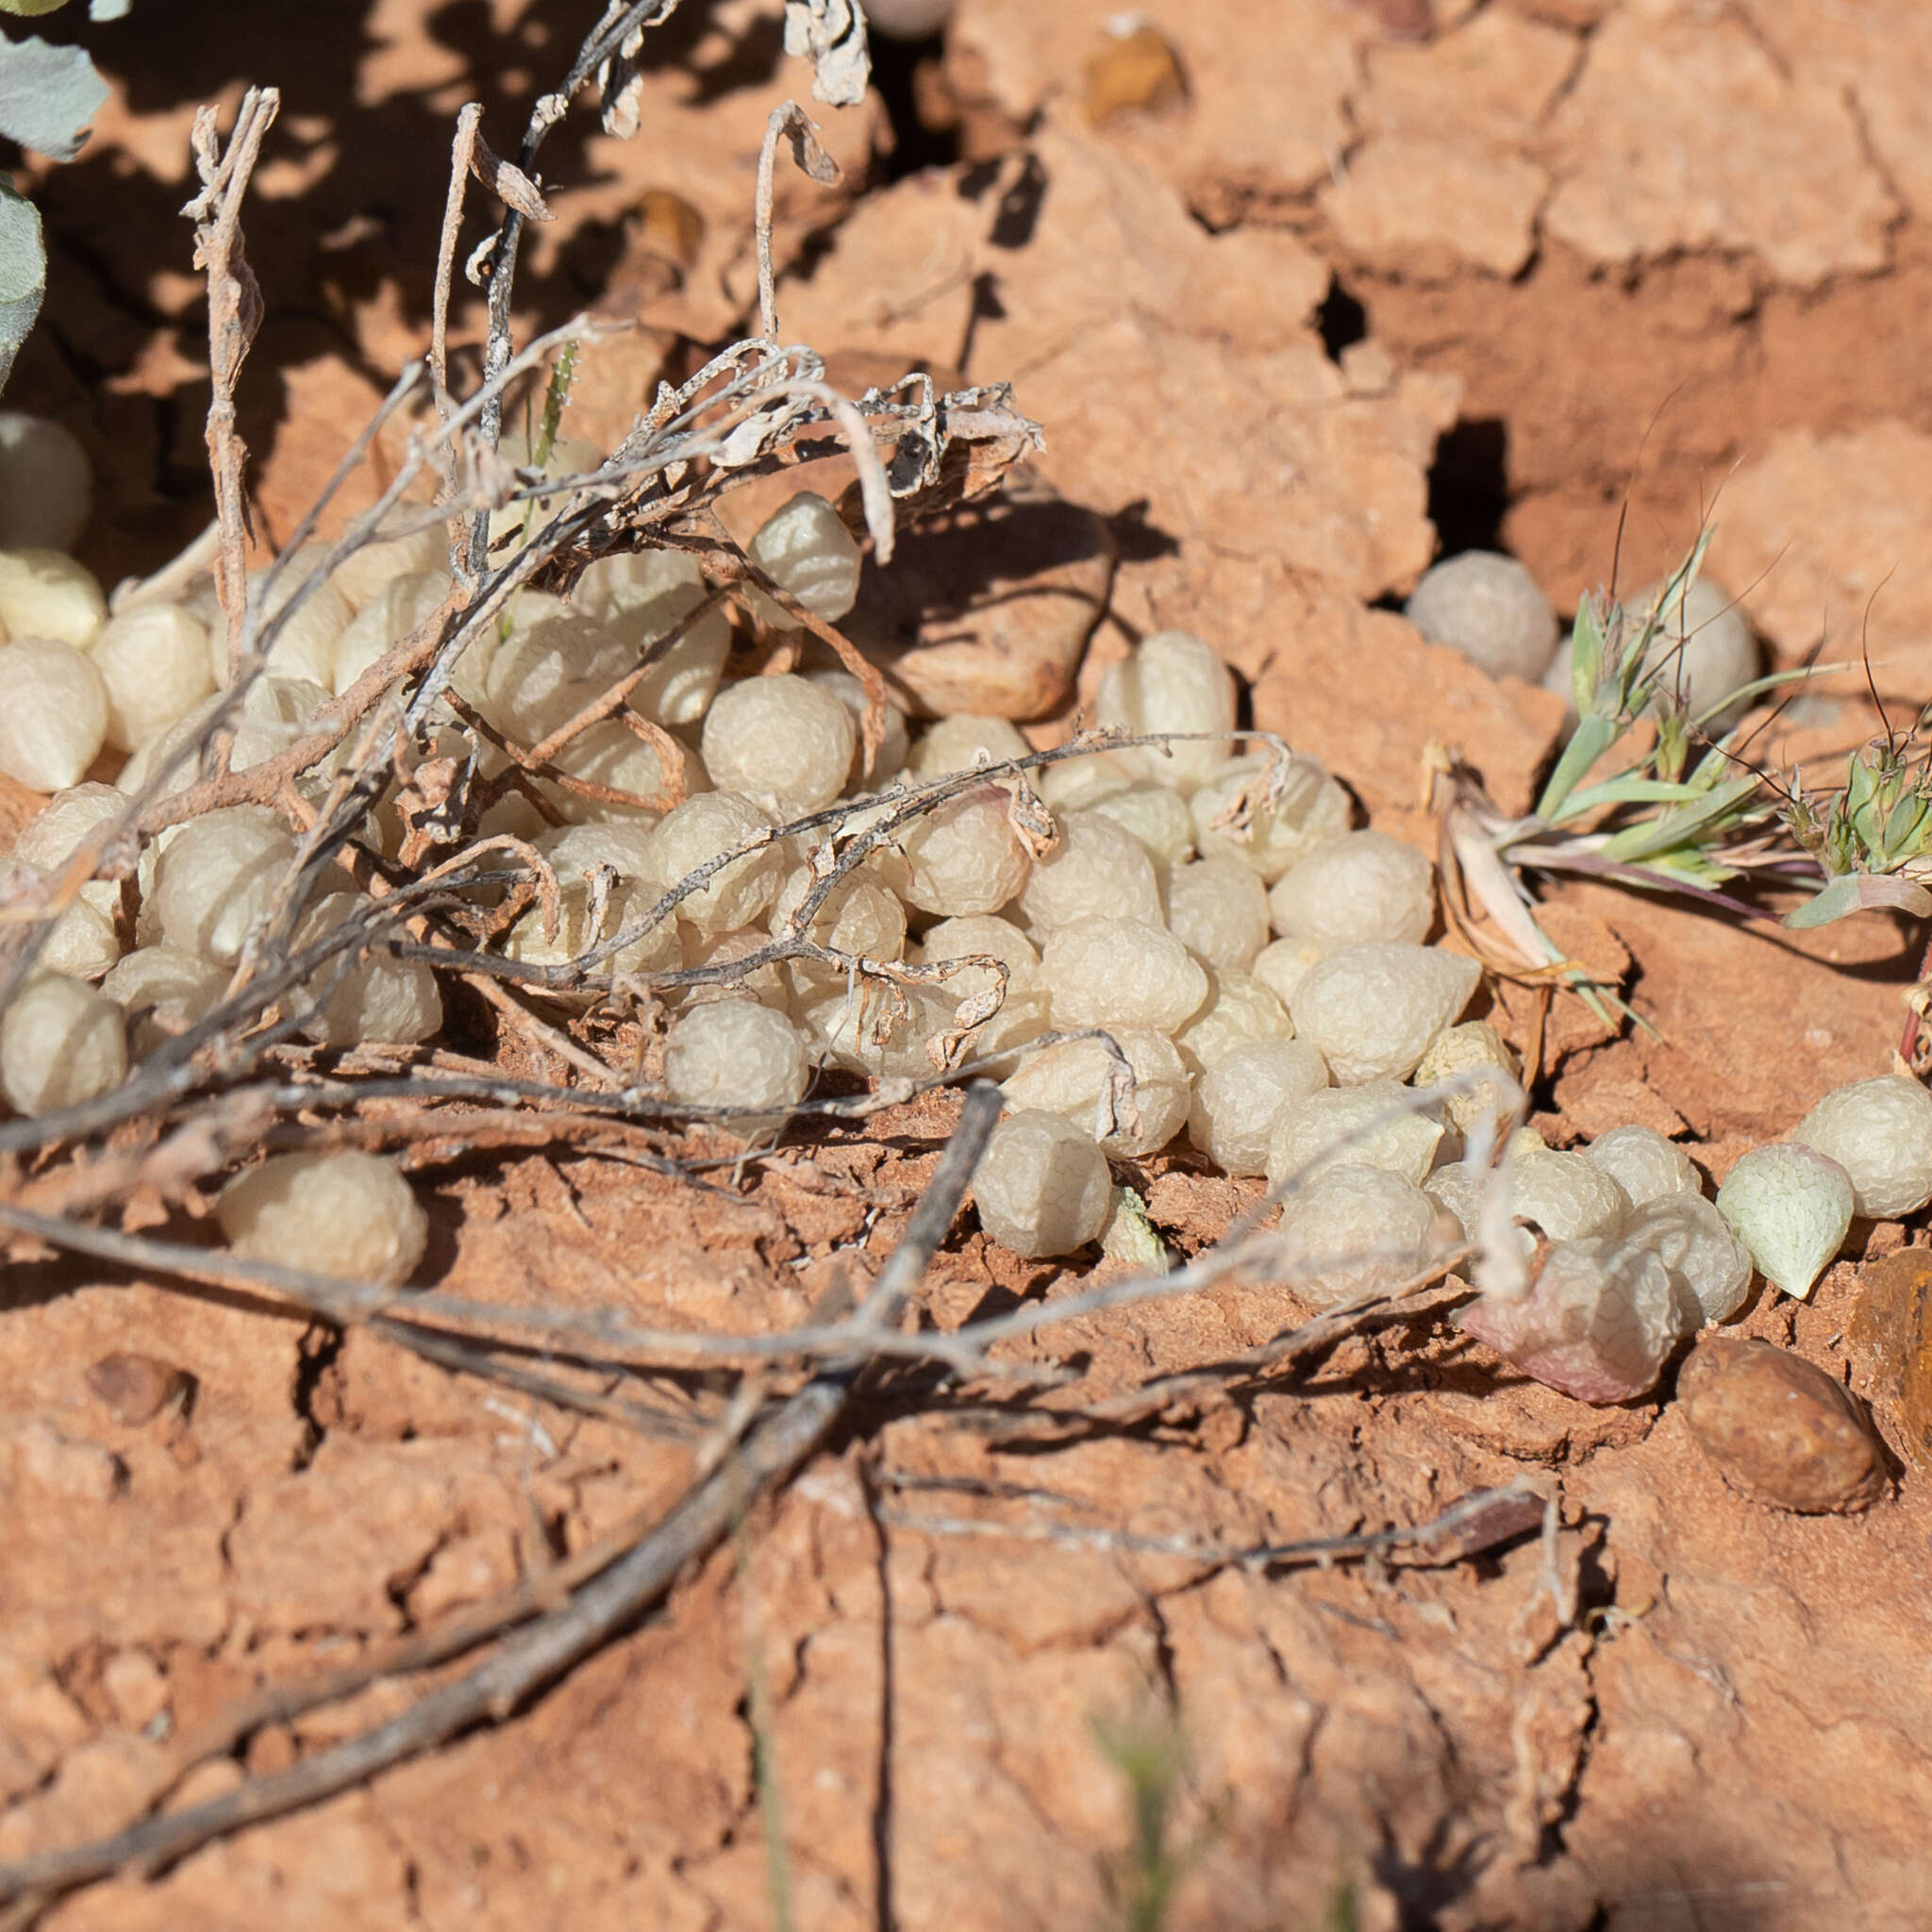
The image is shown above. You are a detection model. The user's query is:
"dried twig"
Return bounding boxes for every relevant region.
[180,87,278,679]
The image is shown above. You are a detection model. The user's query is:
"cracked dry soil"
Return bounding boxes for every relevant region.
[6,0,1932,1925]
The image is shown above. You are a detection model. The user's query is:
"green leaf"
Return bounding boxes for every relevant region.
[1784,873,1932,929]
[0,1,74,15]
[0,179,44,392]
[1560,775,1723,814]
[0,32,108,160]
[1599,774,1762,862]
[1535,713,1624,824]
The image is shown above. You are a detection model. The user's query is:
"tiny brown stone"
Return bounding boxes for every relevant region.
[1678,1336,1887,1514]
[1849,1247,1932,1473]
[1084,26,1189,126]
[84,1352,192,1427]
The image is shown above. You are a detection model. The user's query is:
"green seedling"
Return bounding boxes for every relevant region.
[1438,534,1869,1022]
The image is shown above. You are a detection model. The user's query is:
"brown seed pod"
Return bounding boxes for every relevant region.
[1677,1336,1887,1514]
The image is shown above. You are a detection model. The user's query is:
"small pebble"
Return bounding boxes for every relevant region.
[1678,1335,1887,1513]
[85,1352,192,1426]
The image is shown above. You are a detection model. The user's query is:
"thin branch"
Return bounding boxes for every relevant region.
[181,87,278,680]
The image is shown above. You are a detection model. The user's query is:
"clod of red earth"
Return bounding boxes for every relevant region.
[841,480,1114,717]
[1850,1247,1932,1473]
[1721,423,1932,688]
[1677,1334,1889,1513]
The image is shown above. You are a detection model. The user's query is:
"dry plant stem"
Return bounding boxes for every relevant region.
[879,1480,1550,1574]
[181,86,277,678]
[430,105,480,427]
[471,0,690,555]
[0,1083,1000,1914]
[757,103,840,346]
[1085,1273,1476,1425]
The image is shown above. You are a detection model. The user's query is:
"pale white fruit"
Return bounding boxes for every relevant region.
[1165,857,1270,971]
[1088,785,1195,881]
[292,891,443,1047]
[1002,1026,1190,1158]
[578,550,733,727]
[1188,1037,1329,1176]
[1267,1078,1442,1190]
[1173,967,1292,1074]
[215,553,352,687]
[1095,630,1236,792]
[1423,1159,1505,1247]
[916,914,1049,1052]
[544,715,699,824]
[665,1000,810,1112]
[643,792,785,934]
[1459,1235,1692,1403]
[0,548,105,649]
[88,604,217,752]
[0,638,108,791]
[101,943,225,1056]
[1626,576,1758,722]
[0,973,126,1115]
[899,785,1030,917]
[1546,578,1760,727]
[1792,1074,1932,1219]
[808,667,910,784]
[35,891,121,979]
[773,865,908,1004]
[1289,941,1481,1084]
[217,1149,426,1286]
[0,412,92,551]
[485,430,603,552]
[331,569,449,693]
[670,924,788,1012]
[1251,934,1326,1008]
[1582,1123,1699,1208]
[700,673,856,816]
[1189,753,1352,880]
[116,676,334,796]
[1043,916,1208,1034]
[502,825,680,980]
[1268,830,1433,950]
[908,713,1029,779]
[15,782,125,915]
[801,978,955,1080]
[148,806,297,963]
[1410,1020,1520,1137]
[974,1108,1112,1257]
[748,491,862,627]
[479,597,630,743]
[325,511,448,609]
[1510,1146,1631,1241]
[1404,551,1557,683]
[1274,1163,1440,1309]
[1037,749,1136,810]
[1715,1142,1855,1300]
[1017,808,1161,931]
[1619,1192,1752,1325]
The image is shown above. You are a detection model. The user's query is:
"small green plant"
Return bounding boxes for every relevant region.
[1437,531,1932,1024]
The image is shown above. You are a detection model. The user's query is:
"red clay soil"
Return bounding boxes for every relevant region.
[6,4,1932,1928]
